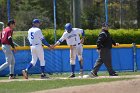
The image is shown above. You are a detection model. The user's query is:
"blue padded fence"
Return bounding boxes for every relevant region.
[0,44,139,76]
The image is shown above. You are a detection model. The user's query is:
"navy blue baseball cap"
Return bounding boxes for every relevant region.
[32,19,40,24]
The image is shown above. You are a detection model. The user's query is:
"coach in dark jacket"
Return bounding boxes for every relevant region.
[91,22,119,76]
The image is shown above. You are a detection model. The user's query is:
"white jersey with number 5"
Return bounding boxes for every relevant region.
[28,27,45,66]
[59,28,84,45]
[28,27,44,46]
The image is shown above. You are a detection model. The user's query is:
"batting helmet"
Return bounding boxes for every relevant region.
[32,19,40,24]
[65,23,72,33]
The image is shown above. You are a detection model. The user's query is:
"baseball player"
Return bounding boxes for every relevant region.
[0,19,16,79]
[22,19,52,79]
[52,23,85,78]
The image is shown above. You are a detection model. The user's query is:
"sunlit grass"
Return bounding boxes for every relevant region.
[0,71,139,93]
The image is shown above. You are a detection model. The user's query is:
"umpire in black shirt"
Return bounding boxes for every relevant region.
[91,22,119,76]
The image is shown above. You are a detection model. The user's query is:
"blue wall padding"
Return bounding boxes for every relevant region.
[0,47,137,76]
[112,48,134,71]
[136,48,140,70]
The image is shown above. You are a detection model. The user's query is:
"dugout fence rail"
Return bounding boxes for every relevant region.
[0,44,139,76]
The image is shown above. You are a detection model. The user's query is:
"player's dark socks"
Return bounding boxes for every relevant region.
[71,65,75,74]
[79,61,83,69]
[40,66,45,73]
[26,63,33,71]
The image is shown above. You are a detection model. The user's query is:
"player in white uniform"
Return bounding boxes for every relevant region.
[53,23,85,78]
[22,19,52,79]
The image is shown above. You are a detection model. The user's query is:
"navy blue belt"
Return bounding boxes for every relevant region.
[30,44,39,46]
[72,43,80,46]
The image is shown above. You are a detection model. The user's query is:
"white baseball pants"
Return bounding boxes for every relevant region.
[30,45,45,66]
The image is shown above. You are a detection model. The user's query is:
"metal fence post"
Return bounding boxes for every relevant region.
[105,0,108,23]
[53,0,57,43]
[23,36,26,46]
[7,0,10,21]
[132,43,137,72]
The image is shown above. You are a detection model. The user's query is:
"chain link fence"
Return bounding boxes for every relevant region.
[13,31,29,46]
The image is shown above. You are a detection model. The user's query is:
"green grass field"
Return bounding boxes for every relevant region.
[0,71,140,93]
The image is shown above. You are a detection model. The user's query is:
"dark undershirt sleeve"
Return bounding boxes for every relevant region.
[8,37,15,48]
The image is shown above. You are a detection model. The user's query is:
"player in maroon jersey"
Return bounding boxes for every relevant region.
[0,19,16,79]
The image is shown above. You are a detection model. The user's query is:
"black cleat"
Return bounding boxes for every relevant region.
[109,73,118,76]
[9,76,17,79]
[69,73,75,78]
[41,73,49,79]
[91,71,98,77]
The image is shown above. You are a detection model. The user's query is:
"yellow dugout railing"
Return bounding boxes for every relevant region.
[0,44,138,50]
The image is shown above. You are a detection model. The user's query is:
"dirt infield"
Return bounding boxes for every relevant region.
[32,75,140,93]
[32,78,140,93]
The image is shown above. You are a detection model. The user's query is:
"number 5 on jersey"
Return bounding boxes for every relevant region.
[31,32,34,39]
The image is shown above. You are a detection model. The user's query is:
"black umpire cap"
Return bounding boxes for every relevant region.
[102,22,109,27]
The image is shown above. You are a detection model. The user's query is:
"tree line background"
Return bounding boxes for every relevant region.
[0,0,140,31]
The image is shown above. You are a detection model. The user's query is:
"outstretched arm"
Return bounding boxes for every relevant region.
[42,38,50,46]
[52,40,61,48]
[41,38,53,49]
[52,32,66,48]
[80,30,85,44]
